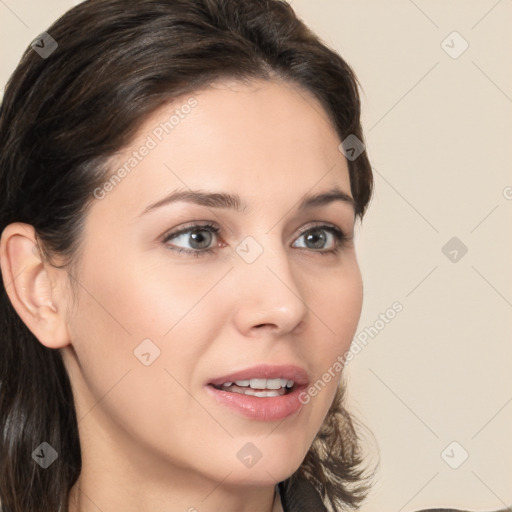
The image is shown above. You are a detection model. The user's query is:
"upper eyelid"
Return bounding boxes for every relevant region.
[163,221,346,238]
[296,221,345,234]
[163,223,217,238]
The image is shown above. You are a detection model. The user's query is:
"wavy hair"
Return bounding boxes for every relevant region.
[0,1,374,510]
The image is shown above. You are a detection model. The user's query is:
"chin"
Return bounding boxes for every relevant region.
[219,433,312,487]
[223,462,301,488]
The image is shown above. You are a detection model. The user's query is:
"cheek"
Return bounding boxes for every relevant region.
[70,240,221,340]
[64,249,225,418]
[64,269,218,466]
[314,258,363,351]
[301,259,362,415]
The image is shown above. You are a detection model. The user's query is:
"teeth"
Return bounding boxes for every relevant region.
[222,378,295,390]
[249,378,267,389]
[265,378,284,390]
[255,390,282,397]
[229,387,285,397]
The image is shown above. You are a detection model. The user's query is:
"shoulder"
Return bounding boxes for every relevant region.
[414,509,512,512]
[278,479,510,512]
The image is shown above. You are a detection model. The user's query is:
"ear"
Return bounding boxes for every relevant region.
[0,222,71,348]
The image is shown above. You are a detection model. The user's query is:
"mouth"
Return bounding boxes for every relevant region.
[205,364,309,421]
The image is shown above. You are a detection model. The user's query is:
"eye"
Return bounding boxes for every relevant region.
[162,222,220,257]
[291,224,347,255]
[161,222,348,257]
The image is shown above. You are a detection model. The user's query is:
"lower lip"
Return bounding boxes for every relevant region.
[205,385,306,421]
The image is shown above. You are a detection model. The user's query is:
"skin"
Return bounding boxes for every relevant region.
[0,78,363,512]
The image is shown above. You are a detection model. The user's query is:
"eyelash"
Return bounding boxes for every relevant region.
[161,222,349,258]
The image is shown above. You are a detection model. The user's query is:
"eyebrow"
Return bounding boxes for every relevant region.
[139,187,355,217]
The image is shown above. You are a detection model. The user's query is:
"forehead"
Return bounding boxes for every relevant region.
[96,78,351,214]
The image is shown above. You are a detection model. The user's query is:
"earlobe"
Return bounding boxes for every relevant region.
[0,222,71,349]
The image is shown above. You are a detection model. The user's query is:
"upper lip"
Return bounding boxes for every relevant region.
[207,364,310,387]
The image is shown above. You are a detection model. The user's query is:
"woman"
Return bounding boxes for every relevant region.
[0,1,507,511]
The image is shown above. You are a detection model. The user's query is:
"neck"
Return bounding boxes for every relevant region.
[67,473,278,512]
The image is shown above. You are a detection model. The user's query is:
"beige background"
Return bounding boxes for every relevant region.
[1,1,511,510]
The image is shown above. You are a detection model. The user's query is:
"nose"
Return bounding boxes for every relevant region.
[230,241,309,337]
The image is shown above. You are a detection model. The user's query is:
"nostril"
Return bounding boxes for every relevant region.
[254,323,279,331]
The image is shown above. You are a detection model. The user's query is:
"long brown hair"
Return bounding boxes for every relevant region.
[0,1,374,510]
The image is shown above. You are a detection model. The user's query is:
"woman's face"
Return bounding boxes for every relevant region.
[60,78,363,488]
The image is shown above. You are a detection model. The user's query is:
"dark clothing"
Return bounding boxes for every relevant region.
[277,478,511,512]
[278,478,326,511]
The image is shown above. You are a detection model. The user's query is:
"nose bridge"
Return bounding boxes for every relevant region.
[232,232,308,333]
